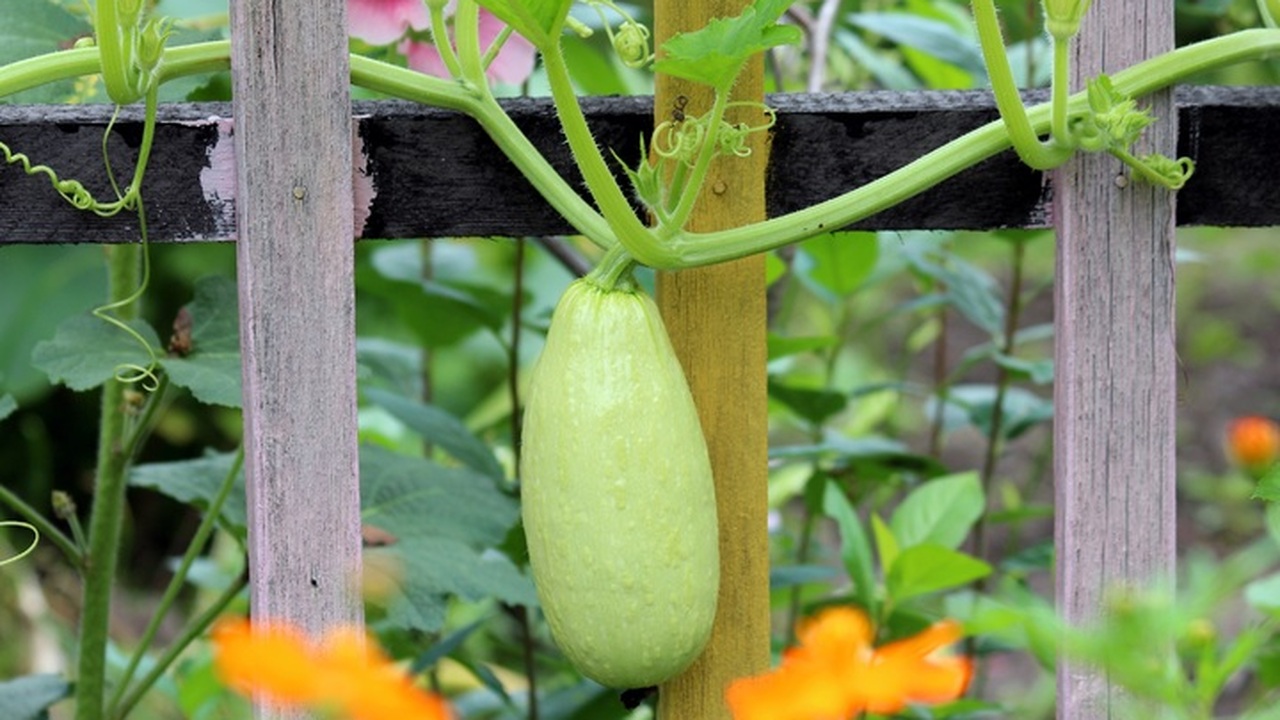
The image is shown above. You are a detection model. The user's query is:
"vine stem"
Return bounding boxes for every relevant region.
[75,240,141,720]
[3,32,1280,266]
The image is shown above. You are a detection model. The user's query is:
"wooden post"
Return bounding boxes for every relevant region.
[229,1,363,715]
[654,2,772,718]
[1053,0,1177,714]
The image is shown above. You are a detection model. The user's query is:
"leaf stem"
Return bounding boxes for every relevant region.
[540,44,665,262]
[112,571,248,720]
[107,446,245,717]
[659,30,1280,269]
[971,0,1073,169]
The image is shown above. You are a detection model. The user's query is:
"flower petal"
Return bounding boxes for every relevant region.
[349,0,431,45]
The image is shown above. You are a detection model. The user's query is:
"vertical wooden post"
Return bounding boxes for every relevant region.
[654,2,771,718]
[229,1,362,715]
[1053,0,1177,715]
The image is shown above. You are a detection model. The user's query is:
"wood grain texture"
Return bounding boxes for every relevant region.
[653,3,771,719]
[3,88,1278,244]
[229,1,362,710]
[1053,1,1178,716]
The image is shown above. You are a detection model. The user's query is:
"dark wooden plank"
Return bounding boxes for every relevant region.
[0,87,1277,244]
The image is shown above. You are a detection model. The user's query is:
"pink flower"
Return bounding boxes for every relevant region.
[348,0,430,45]
[399,10,536,85]
[348,0,536,85]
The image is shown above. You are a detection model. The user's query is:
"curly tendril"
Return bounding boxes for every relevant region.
[0,521,40,568]
[586,0,653,69]
[652,101,776,166]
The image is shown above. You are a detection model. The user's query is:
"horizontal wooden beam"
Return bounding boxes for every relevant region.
[0,86,1276,244]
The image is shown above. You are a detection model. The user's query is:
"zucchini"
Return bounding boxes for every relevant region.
[521,277,719,688]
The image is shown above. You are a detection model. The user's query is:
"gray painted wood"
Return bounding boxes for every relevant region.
[229,2,362,714]
[1054,0,1178,716]
[2,88,1278,244]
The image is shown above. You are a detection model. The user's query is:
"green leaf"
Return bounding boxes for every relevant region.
[768,378,847,425]
[0,673,72,720]
[476,0,573,48]
[361,445,535,631]
[891,472,984,551]
[364,387,504,482]
[766,334,839,361]
[871,513,899,574]
[846,12,985,83]
[823,480,878,616]
[1248,572,1280,611]
[1254,463,1280,503]
[0,0,90,104]
[359,265,505,348]
[31,314,162,391]
[161,275,243,408]
[130,445,533,633]
[129,451,248,535]
[0,393,15,422]
[938,385,1053,441]
[795,232,879,301]
[0,247,106,402]
[887,544,991,603]
[654,0,803,89]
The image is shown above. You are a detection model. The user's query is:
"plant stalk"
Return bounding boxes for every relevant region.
[75,241,142,720]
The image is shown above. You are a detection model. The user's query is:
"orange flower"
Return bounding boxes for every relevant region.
[1226,416,1280,472]
[212,618,452,720]
[726,607,971,720]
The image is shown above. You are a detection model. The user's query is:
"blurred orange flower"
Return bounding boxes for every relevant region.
[725,607,971,720]
[1226,416,1280,472]
[213,618,452,720]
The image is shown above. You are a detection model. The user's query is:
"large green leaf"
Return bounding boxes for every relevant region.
[654,0,802,90]
[889,471,984,551]
[31,314,162,391]
[130,444,533,632]
[364,387,504,481]
[0,673,72,720]
[161,275,242,408]
[0,247,106,403]
[128,451,248,534]
[0,0,90,104]
[887,544,990,603]
[361,445,535,631]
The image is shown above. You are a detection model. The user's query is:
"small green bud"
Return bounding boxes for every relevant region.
[136,18,173,76]
[1043,0,1094,40]
[73,36,96,49]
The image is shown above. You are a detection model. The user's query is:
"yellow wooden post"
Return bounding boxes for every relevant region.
[654,2,771,717]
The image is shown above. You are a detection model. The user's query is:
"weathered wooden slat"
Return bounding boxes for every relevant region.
[0,86,1276,244]
[230,0,362,708]
[1054,0,1178,716]
[654,2,771,718]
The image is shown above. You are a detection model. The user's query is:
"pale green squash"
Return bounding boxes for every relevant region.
[520,278,720,689]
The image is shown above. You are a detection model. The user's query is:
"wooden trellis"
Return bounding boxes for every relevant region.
[2,0,1279,717]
